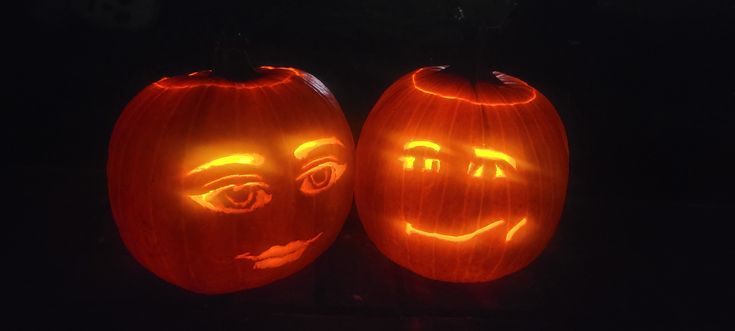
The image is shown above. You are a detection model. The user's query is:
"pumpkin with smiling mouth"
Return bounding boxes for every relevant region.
[108,65,354,294]
[355,66,569,283]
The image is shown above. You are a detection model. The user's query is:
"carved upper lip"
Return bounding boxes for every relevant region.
[234,232,323,269]
[405,218,527,243]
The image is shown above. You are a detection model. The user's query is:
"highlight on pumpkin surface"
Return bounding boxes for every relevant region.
[294,137,347,195]
[234,232,323,269]
[405,220,506,242]
[410,67,538,106]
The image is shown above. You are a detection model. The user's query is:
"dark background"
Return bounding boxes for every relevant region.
[6,0,734,329]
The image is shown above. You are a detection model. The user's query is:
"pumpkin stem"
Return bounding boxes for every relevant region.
[445,1,517,85]
[445,23,503,85]
[212,30,260,81]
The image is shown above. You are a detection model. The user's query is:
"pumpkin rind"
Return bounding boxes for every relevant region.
[108,67,354,294]
[355,66,568,283]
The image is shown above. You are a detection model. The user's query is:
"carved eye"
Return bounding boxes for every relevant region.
[468,148,518,179]
[296,157,346,195]
[399,140,441,173]
[188,175,272,214]
[293,137,347,196]
[466,162,510,179]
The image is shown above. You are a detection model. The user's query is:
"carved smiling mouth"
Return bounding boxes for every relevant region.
[405,218,527,243]
[234,232,323,269]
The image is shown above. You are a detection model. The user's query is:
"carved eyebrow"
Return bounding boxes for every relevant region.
[187,153,265,175]
[293,137,344,160]
[473,148,517,169]
[404,140,440,152]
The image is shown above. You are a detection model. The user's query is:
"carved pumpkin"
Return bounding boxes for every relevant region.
[355,66,568,283]
[108,67,354,294]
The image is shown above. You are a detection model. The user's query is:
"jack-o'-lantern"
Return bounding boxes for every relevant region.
[355,66,568,283]
[107,66,354,294]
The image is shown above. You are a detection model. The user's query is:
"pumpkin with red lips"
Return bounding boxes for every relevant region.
[355,66,568,283]
[108,67,354,294]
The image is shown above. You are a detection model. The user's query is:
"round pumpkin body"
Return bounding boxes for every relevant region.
[355,66,568,283]
[108,67,354,294]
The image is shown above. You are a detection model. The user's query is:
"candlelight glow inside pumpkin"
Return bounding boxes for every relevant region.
[355,66,568,283]
[108,67,354,294]
[397,140,527,243]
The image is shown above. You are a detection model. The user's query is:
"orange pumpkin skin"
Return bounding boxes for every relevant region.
[355,66,568,283]
[108,67,354,294]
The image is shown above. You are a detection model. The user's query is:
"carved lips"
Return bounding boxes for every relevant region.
[234,233,323,269]
[405,218,527,243]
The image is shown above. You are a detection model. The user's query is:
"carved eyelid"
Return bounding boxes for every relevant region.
[186,182,272,214]
[301,156,339,170]
[202,174,266,189]
[296,162,329,180]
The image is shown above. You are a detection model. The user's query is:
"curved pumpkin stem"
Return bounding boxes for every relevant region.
[212,29,260,81]
[445,0,518,85]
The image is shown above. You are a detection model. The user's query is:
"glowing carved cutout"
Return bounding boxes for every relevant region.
[401,140,441,172]
[294,137,347,195]
[186,155,271,214]
[294,137,344,160]
[405,220,506,243]
[467,148,515,179]
[404,140,440,152]
[187,154,265,175]
[473,148,517,169]
[505,218,527,242]
[188,182,272,214]
[399,156,416,170]
[423,158,440,172]
[235,232,323,269]
[495,164,506,178]
[467,162,484,177]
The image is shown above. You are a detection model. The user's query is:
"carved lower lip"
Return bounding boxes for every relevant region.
[234,232,323,269]
[405,218,527,243]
